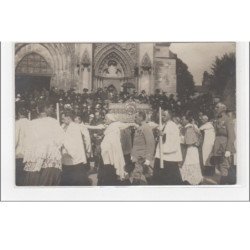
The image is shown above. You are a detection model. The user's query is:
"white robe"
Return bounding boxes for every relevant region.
[181,124,203,185]
[155,120,183,162]
[199,122,215,166]
[23,117,64,172]
[101,122,126,179]
[62,122,87,165]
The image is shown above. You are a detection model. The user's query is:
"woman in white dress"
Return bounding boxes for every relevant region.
[180,114,203,185]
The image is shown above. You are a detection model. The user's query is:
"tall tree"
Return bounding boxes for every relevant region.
[210,52,236,109]
[176,57,195,97]
[210,52,236,95]
[202,71,213,87]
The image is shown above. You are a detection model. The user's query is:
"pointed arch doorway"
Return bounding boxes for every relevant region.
[94,44,136,92]
[15,52,53,94]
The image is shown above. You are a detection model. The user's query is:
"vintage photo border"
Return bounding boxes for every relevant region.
[1,42,249,201]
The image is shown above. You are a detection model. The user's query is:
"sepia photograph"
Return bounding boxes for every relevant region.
[14,42,237,187]
[1,2,250,250]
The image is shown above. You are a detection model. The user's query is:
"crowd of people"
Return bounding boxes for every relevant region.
[15,86,215,123]
[15,86,236,186]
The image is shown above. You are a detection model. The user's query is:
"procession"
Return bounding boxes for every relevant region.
[2,3,250,250]
[14,42,236,186]
[15,86,236,186]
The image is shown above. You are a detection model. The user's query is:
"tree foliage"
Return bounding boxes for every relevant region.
[176,57,195,97]
[210,52,236,95]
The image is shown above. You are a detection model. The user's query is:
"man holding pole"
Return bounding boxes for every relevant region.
[153,109,183,185]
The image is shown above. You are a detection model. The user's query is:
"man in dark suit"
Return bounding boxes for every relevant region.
[130,111,155,184]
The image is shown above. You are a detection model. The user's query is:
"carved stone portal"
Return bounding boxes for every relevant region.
[93,43,137,91]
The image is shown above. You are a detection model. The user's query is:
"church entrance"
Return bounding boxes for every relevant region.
[93,44,136,92]
[15,52,53,95]
[15,75,51,95]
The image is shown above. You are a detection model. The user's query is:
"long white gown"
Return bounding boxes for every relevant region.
[101,122,126,179]
[199,122,215,166]
[181,124,203,185]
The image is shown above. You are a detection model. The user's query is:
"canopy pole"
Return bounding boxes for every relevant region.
[56,103,60,123]
[159,107,163,169]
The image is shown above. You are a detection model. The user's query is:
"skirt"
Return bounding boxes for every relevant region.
[181,146,203,185]
[23,171,40,186]
[39,167,61,186]
[16,158,25,186]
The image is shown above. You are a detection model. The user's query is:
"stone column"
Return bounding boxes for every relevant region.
[78,44,93,92]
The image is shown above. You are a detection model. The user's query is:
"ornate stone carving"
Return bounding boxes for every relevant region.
[119,43,138,63]
[108,102,151,122]
[94,44,135,78]
[16,52,53,75]
[141,53,152,71]
[81,49,91,67]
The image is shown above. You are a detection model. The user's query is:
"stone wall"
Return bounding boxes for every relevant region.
[15,43,177,94]
[138,43,154,94]
[154,43,177,94]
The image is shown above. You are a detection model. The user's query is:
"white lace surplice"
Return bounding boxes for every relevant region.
[181,146,203,185]
[181,124,203,185]
[23,117,64,172]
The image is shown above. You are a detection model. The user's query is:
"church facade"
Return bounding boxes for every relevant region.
[15,43,177,94]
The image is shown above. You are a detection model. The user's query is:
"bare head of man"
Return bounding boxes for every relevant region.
[161,110,172,123]
[135,111,146,126]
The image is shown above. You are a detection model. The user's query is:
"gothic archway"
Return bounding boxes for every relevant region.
[16,52,53,75]
[15,43,76,90]
[93,44,135,91]
[15,52,53,94]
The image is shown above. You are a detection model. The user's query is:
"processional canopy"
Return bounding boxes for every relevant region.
[108,101,152,122]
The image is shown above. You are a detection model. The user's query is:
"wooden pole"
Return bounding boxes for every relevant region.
[159,107,163,169]
[28,111,31,121]
[56,103,60,123]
